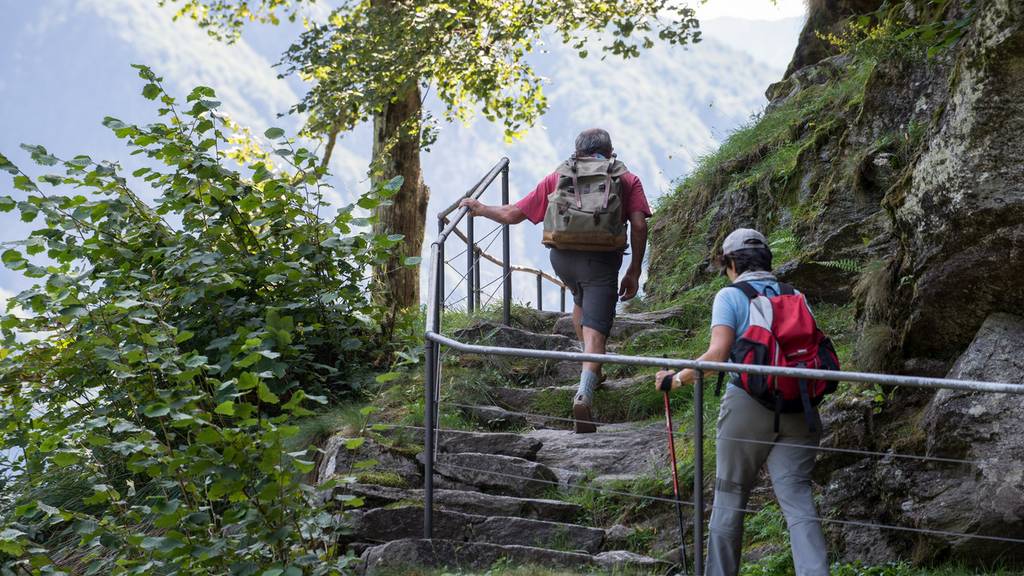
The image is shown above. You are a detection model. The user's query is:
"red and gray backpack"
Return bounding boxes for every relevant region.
[716,281,840,432]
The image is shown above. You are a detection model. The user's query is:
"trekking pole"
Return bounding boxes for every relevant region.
[661,373,690,576]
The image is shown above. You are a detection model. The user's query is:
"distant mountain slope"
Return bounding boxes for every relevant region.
[0,2,803,305]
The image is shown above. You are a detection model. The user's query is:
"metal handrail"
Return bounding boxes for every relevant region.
[437,158,509,241]
[426,332,1024,396]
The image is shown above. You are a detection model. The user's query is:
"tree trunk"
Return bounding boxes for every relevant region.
[370,81,428,310]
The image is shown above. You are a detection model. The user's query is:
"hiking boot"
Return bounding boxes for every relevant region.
[573,393,597,434]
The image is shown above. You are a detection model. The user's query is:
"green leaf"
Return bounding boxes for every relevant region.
[264,127,285,140]
[2,249,23,265]
[344,437,365,450]
[51,451,80,467]
[238,371,259,391]
[0,196,14,212]
[403,256,422,266]
[375,372,401,384]
[142,83,161,100]
[214,401,235,416]
[175,330,195,344]
[257,382,279,405]
[144,403,170,418]
[235,352,261,368]
[0,152,18,174]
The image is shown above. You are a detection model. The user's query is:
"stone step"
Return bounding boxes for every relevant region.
[359,538,670,575]
[525,422,668,487]
[492,375,653,427]
[421,451,559,497]
[437,430,542,460]
[455,321,580,352]
[349,506,605,553]
[344,483,583,523]
[551,307,684,340]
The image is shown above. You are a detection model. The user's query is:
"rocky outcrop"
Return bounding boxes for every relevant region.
[890,0,1024,364]
[823,314,1024,563]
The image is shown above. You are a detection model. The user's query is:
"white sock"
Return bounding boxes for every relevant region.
[576,370,600,402]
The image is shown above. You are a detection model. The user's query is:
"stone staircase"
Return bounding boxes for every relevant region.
[318,308,689,575]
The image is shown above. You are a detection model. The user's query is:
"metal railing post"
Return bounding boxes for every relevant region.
[694,371,705,576]
[433,218,444,458]
[536,273,543,311]
[560,286,566,313]
[422,339,436,539]
[501,166,511,326]
[466,215,475,314]
[473,248,481,310]
[423,243,443,540]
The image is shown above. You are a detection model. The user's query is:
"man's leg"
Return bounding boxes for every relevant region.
[571,267,617,434]
[572,304,584,342]
[706,387,774,576]
[767,418,828,576]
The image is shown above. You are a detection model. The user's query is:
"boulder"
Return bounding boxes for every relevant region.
[426,452,559,497]
[907,314,1024,560]
[317,434,419,486]
[437,430,542,460]
[458,405,527,431]
[823,314,1024,564]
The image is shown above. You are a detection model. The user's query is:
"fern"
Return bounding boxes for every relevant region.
[812,259,861,273]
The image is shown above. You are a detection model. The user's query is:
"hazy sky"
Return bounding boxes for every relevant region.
[0,0,807,309]
[696,0,807,20]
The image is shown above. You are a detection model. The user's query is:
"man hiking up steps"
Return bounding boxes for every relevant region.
[461,128,651,433]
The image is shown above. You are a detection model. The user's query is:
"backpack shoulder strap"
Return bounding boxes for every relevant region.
[778,282,796,295]
[728,281,760,300]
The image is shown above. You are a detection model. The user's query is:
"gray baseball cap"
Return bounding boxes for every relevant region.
[722,228,769,255]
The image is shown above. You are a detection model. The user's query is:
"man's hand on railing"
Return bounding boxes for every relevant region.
[458,198,527,225]
[459,197,484,216]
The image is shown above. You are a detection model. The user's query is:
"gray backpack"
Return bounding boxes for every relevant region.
[542,155,628,251]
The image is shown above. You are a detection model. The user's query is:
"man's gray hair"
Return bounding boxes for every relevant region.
[574,128,613,158]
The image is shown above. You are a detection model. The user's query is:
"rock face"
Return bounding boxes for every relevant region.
[891,0,1024,363]
[644,0,1024,568]
[823,314,1024,563]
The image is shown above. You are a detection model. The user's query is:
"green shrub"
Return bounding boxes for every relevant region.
[0,66,400,574]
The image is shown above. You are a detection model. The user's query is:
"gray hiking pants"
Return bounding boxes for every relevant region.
[706,386,828,576]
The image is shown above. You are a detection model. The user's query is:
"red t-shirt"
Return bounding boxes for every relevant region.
[514,170,652,225]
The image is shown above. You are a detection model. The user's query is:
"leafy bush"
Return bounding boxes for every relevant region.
[0,65,403,574]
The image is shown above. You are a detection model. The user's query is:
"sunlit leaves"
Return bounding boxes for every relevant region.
[279,0,701,140]
[0,71,385,574]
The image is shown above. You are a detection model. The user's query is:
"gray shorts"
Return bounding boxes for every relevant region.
[549,248,623,336]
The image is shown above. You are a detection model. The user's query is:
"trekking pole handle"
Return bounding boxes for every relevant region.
[660,373,675,392]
